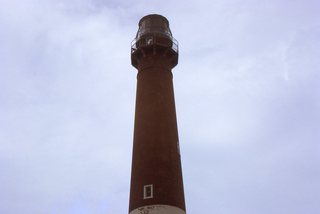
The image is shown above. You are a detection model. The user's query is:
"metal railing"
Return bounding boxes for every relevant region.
[131,33,179,54]
[136,27,172,39]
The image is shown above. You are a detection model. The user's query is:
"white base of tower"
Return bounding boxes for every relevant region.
[130,205,185,214]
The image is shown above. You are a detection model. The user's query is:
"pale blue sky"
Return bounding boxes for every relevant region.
[1,0,319,213]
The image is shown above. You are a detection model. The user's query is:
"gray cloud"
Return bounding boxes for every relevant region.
[0,0,319,213]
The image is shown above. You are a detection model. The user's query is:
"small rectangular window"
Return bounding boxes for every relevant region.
[177,141,180,155]
[143,184,153,199]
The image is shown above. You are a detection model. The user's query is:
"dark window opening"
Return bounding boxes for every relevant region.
[143,184,153,199]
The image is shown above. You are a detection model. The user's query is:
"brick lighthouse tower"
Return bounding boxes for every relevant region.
[129,14,186,214]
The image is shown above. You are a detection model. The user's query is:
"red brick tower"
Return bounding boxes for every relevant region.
[129,14,186,214]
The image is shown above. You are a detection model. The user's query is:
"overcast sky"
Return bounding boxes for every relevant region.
[1,0,320,213]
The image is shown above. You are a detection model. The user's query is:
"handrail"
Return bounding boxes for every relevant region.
[136,27,172,39]
[131,33,179,54]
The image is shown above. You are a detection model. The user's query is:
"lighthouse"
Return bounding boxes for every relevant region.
[129,14,186,214]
